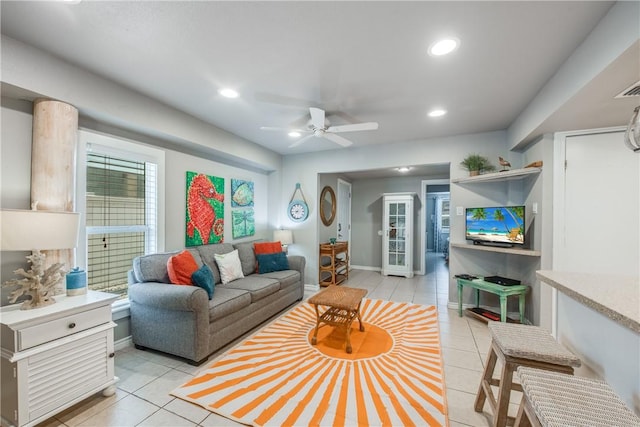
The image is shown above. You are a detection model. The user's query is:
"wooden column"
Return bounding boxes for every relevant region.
[31,99,78,295]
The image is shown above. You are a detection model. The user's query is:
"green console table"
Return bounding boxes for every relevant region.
[456,277,529,323]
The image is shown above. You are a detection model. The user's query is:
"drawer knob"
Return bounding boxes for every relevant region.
[68,322,76,329]
[109,352,115,358]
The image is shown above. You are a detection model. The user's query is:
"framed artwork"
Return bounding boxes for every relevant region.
[231,179,254,208]
[185,171,224,246]
[232,209,255,239]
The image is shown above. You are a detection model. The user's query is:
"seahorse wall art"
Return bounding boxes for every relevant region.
[186,172,225,247]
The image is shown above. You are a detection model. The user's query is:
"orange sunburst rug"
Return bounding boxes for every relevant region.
[171,299,448,426]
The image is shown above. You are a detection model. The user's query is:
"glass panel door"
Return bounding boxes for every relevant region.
[387,201,407,267]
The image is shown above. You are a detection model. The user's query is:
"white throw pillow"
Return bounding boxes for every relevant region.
[214,249,245,285]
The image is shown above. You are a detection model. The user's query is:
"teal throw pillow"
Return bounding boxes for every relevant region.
[256,252,289,274]
[191,264,215,299]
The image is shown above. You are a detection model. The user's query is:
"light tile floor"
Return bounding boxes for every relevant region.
[38,253,518,427]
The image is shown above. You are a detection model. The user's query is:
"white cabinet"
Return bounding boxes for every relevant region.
[382,193,415,278]
[1,291,118,427]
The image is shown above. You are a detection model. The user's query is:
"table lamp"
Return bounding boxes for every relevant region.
[1,208,80,310]
[273,229,293,254]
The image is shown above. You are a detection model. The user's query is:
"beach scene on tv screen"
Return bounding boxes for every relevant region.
[466,206,524,244]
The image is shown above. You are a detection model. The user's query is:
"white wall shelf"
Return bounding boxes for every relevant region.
[451,242,541,257]
[452,167,541,184]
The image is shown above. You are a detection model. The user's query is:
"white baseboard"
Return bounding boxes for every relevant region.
[114,336,133,351]
[350,265,380,272]
[304,283,320,292]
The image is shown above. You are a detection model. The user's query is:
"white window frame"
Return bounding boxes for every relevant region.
[77,129,165,316]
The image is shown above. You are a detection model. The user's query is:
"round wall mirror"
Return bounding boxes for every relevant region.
[320,185,336,226]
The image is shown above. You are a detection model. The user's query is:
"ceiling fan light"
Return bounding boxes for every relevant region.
[288,131,301,138]
[428,109,447,117]
[396,167,412,173]
[428,38,459,56]
[219,88,239,98]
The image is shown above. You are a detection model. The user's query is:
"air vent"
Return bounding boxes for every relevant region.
[615,80,640,98]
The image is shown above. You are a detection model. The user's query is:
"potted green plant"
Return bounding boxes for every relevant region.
[460,154,496,176]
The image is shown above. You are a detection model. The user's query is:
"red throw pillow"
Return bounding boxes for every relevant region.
[167,250,199,285]
[254,241,283,272]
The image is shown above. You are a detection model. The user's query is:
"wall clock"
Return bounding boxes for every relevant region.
[288,183,309,222]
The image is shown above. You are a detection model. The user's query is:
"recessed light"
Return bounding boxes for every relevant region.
[396,167,412,173]
[428,109,447,118]
[219,88,239,99]
[428,38,459,56]
[288,131,301,138]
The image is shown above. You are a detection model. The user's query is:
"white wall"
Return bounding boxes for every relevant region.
[552,128,640,414]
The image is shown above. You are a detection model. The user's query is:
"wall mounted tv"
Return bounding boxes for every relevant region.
[465,206,525,247]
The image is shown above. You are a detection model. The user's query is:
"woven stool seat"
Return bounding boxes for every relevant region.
[516,367,640,427]
[475,322,581,427]
[489,323,581,367]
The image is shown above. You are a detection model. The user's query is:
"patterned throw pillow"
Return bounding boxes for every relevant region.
[254,241,283,272]
[191,264,215,299]
[256,252,290,274]
[214,249,245,285]
[167,250,199,285]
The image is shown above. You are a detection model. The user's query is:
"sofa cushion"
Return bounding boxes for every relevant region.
[258,270,301,292]
[196,243,235,285]
[191,264,215,299]
[214,249,245,284]
[133,251,178,283]
[254,241,283,272]
[221,276,280,303]
[256,252,289,274]
[234,241,259,276]
[208,287,252,322]
[167,250,199,285]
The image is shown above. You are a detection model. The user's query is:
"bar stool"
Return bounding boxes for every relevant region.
[474,322,581,427]
[515,367,640,427]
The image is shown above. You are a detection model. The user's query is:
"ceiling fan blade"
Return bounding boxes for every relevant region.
[326,122,379,133]
[260,126,288,131]
[309,107,325,129]
[289,134,315,148]
[324,132,353,147]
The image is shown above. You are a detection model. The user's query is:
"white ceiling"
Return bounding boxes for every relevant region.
[1,1,636,166]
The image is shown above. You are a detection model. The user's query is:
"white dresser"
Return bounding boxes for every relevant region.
[1,291,118,427]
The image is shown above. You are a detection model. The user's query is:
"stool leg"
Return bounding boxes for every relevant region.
[474,345,497,412]
[514,397,532,427]
[493,360,515,427]
[311,304,320,345]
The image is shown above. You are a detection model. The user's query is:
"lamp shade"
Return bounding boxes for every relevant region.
[0,209,80,251]
[273,229,293,245]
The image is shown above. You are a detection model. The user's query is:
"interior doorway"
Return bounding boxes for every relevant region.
[420,179,450,275]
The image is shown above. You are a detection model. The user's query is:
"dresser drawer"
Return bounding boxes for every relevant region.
[17,305,111,351]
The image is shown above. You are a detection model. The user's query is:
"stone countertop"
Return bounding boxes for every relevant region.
[537,270,640,334]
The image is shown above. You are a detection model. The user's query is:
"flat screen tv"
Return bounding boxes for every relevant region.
[465,206,525,247]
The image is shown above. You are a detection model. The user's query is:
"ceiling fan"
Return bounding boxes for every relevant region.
[261,107,378,148]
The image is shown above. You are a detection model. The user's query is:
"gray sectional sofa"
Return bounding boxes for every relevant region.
[128,241,305,365]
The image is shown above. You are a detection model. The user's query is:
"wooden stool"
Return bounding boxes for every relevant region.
[474,322,581,427]
[515,367,640,427]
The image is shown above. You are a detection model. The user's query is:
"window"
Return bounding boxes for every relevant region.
[79,131,164,301]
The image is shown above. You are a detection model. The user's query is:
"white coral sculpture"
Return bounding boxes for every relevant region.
[2,251,66,309]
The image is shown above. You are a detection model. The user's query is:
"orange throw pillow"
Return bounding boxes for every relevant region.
[254,241,283,272]
[167,250,199,285]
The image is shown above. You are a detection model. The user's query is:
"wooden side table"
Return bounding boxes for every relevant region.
[318,241,349,286]
[308,286,367,353]
[456,277,528,323]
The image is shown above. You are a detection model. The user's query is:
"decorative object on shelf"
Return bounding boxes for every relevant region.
[460,154,496,176]
[273,229,293,253]
[498,156,511,171]
[1,208,80,310]
[66,267,87,296]
[287,183,309,222]
[624,105,640,153]
[186,172,224,246]
[525,160,543,168]
[329,237,337,245]
[319,185,336,226]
